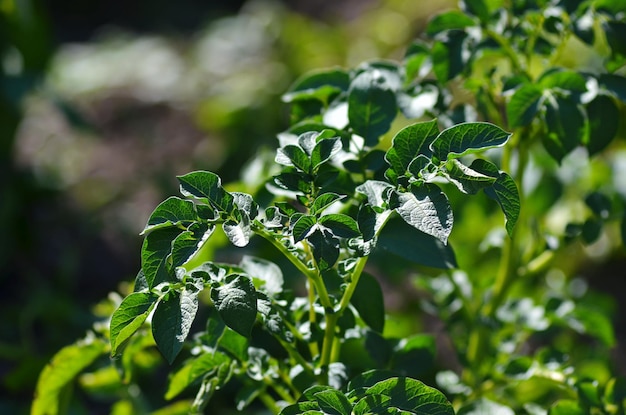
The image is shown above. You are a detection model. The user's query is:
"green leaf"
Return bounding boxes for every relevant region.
[352,394,393,415]
[356,180,394,210]
[293,214,317,243]
[598,74,626,103]
[240,255,284,297]
[280,401,322,415]
[170,224,214,269]
[165,351,230,400]
[142,196,198,235]
[585,191,612,219]
[32,337,107,415]
[110,292,158,356]
[223,215,251,247]
[311,137,342,169]
[390,335,436,378]
[586,94,619,155]
[351,273,385,332]
[548,400,585,415]
[152,289,199,364]
[457,398,515,415]
[219,328,249,361]
[463,0,503,22]
[232,192,259,218]
[538,69,587,92]
[386,120,440,174]
[376,216,457,269]
[604,377,626,405]
[506,84,544,128]
[314,389,353,415]
[274,172,311,195]
[283,68,350,104]
[470,159,520,236]
[431,122,512,161]
[622,214,626,247]
[443,159,497,194]
[348,370,399,391]
[319,214,361,239]
[426,10,476,36]
[431,31,467,82]
[178,171,234,213]
[211,275,258,338]
[393,183,453,245]
[307,228,340,270]
[142,227,182,289]
[363,377,454,414]
[311,193,345,215]
[276,145,312,173]
[542,96,586,162]
[348,69,398,147]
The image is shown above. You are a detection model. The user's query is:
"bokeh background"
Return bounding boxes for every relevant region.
[1,0,457,412]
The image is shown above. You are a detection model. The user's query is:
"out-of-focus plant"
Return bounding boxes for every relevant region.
[32,0,626,414]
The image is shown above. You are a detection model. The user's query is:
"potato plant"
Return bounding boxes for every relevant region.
[33,0,626,414]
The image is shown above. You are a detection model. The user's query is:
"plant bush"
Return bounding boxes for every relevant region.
[33,0,626,414]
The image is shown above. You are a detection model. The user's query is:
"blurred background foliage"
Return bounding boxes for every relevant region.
[3,0,626,413]
[1,0,456,412]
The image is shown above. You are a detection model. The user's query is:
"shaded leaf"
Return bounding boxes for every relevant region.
[586,94,619,155]
[443,159,497,194]
[142,227,182,289]
[308,228,340,270]
[283,68,350,104]
[376,216,457,269]
[470,159,520,236]
[276,145,312,173]
[311,193,345,215]
[507,84,544,128]
[348,69,398,147]
[364,377,454,414]
[311,137,342,169]
[170,224,214,269]
[538,69,587,92]
[293,215,317,243]
[542,96,586,162]
[432,31,467,82]
[351,273,385,332]
[152,289,199,364]
[426,10,476,36]
[211,275,258,338]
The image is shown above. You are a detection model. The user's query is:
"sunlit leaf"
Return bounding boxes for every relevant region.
[386,119,439,174]
[393,183,453,245]
[32,337,107,415]
[142,196,198,235]
[110,292,158,356]
[426,10,476,36]
[431,122,511,160]
[178,171,234,213]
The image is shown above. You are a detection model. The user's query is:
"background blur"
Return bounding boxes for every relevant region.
[0,0,456,412]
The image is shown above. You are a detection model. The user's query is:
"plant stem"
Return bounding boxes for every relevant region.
[259,391,281,415]
[319,313,338,370]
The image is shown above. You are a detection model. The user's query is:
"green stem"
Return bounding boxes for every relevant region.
[265,376,295,403]
[319,313,338,370]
